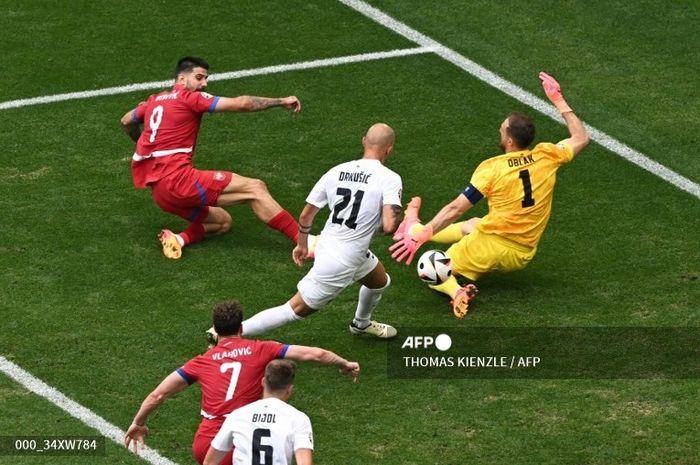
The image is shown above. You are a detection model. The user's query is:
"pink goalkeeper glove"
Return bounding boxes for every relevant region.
[389,223,433,265]
[539,71,572,113]
[393,196,422,241]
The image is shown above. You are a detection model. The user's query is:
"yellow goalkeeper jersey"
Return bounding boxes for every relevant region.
[464,141,575,248]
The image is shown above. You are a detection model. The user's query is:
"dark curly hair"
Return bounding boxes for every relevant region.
[212,300,243,336]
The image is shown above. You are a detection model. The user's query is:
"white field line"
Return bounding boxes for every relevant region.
[0,47,431,111]
[0,355,180,465]
[337,0,700,200]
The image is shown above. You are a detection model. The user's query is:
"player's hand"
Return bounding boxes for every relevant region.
[539,72,572,112]
[340,362,360,382]
[281,96,301,113]
[392,196,422,241]
[292,244,308,267]
[389,224,433,265]
[539,72,563,102]
[124,423,149,454]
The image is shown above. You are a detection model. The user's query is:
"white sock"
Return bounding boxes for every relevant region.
[353,274,391,327]
[175,234,185,247]
[242,302,302,336]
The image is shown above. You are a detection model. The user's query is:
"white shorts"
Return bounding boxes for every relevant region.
[297,248,379,310]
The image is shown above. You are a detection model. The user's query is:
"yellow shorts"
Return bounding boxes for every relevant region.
[446,229,537,281]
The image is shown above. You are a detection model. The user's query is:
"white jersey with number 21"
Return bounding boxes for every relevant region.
[306,158,402,265]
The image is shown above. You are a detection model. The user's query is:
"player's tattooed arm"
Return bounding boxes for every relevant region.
[249,96,283,110]
[215,96,301,113]
[249,96,301,112]
[382,204,403,235]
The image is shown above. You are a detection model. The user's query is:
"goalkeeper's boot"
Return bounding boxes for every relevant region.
[306,234,319,259]
[451,284,478,319]
[393,196,422,240]
[158,229,182,259]
[205,326,219,349]
[349,320,397,339]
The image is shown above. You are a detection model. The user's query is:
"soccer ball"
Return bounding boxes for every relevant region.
[416,250,452,285]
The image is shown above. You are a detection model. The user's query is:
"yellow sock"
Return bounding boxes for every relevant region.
[430,222,466,244]
[428,275,460,298]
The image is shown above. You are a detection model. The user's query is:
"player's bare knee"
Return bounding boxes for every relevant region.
[219,219,232,234]
[220,210,233,233]
[379,273,391,290]
[250,178,270,197]
[364,272,390,290]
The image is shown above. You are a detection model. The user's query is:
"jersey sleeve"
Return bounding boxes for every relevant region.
[382,172,402,207]
[464,159,493,202]
[305,172,330,208]
[179,355,203,384]
[537,142,575,165]
[293,413,314,451]
[555,140,575,163]
[260,340,289,361]
[209,416,235,452]
[132,102,147,123]
[183,90,220,114]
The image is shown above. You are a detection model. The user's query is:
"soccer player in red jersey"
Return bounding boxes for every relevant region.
[123,300,359,464]
[120,57,303,259]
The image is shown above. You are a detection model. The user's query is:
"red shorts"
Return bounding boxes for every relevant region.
[150,166,232,223]
[192,421,233,465]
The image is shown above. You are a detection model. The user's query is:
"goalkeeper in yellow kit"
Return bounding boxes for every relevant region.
[390,72,590,318]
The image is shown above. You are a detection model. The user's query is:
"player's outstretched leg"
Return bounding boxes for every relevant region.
[240,293,312,336]
[159,208,231,259]
[451,284,478,319]
[350,263,396,339]
[429,218,481,244]
[158,229,183,259]
[216,174,299,243]
[429,222,466,244]
[429,275,478,319]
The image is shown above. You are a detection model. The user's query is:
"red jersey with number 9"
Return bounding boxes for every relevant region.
[130,83,220,188]
[177,337,287,435]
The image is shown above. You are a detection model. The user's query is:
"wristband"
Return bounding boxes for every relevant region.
[553,99,573,114]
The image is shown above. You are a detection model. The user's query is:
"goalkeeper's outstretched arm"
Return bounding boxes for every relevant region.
[426,194,473,237]
[539,71,589,156]
[560,111,589,156]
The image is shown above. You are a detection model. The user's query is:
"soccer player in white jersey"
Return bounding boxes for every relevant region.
[226,123,402,339]
[204,359,314,465]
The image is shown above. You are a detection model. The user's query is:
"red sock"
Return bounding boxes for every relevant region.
[267,210,299,242]
[179,222,206,245]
